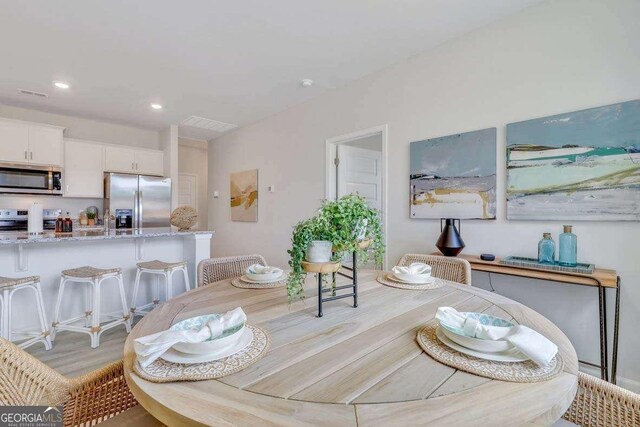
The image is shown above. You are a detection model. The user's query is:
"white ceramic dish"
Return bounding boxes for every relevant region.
[161,327,254,364]
[240,273,284,284]
[245,268,284,282]
[441,324,513,353]
[435,326,528,363]
[390,273,435,284]
[170,314,245,355]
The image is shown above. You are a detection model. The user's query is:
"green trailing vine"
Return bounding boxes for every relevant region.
[286,194,385,301]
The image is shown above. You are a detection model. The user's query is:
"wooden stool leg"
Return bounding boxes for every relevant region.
[51,277,66,342]
[181,267,190,292]
[90,278,100,348]
[117,273,131,333]
[84,280,93,327]
[130,268,142,315]
[153,274,160,305]
[31,282,52,350]
[165,271,173,301]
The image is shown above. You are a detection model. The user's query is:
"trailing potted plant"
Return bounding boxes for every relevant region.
[286,194,384,301]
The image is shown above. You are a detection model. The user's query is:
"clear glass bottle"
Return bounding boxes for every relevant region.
[79,210,88,226]
[538,232,555,264]
[559,225,577,267]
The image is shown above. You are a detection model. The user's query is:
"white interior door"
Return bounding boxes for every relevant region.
[178,173,198,227]
[336,145,383,267]
[337,145,382,210]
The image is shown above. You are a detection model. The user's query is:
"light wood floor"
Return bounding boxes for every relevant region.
[26,320,138,377]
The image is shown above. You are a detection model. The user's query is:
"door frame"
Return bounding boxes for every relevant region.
[325,124,388,269]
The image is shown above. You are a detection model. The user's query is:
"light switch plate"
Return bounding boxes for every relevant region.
[213,191,219,198]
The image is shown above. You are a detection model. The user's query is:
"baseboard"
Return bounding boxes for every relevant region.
[579,363,640,393]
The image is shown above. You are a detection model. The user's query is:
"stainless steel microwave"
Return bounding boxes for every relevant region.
[0,163,63,195]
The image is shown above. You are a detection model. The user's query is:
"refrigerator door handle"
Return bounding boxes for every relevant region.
[138,190,143,228]
[133,190,139,229]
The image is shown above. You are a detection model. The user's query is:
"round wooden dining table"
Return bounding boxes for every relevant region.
[124,270,578,426]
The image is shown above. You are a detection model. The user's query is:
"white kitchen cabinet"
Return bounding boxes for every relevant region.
[0,118,63,166]
[135,150,164,176]
[104,145,136,173]
[64,139,104,198]
[29,126,63,166]
[0,120,30,163]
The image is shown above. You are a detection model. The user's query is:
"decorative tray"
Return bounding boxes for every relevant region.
[500,256,594,274]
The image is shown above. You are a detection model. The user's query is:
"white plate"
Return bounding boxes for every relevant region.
[389,273,435,284]
[240,273,285,284]
[161,327,254,364]
[441,324,513,353]
[436,326,528,363]
[245,268,284,282]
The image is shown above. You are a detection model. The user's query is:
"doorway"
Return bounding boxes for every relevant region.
[325,125,388,269]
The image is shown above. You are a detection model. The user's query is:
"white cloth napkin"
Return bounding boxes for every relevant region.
[134,307,247,367]
[435,306,558,367]
[391,262,431,276]
[247,264,281,274]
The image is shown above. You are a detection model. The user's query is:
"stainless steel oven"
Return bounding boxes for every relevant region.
[0,164,63,195]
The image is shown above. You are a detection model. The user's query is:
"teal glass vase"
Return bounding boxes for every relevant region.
[559,225,577,267]
[538,233,555,264]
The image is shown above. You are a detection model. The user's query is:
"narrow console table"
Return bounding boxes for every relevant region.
[458,254,620,384]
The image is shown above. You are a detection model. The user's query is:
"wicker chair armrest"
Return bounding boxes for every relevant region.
[64,360,137,427]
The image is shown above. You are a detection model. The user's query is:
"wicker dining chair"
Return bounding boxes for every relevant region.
[0,337,138,426]
[561,372,640,426]
[198,254,268,287]
[397,254,472,285]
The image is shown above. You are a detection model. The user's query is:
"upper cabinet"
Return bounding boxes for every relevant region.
[104,145,136,173]
[104,146,164,176]
[0,119,63,166]
[64,139,105,198]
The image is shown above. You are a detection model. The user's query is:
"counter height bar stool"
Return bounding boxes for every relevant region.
[51,266,131,348]
[130,260,190,318]
[0,276,52,350]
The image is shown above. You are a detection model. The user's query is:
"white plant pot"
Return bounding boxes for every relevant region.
[305,240,332,263]
[354,218,368,241]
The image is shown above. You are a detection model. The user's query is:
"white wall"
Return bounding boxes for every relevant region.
[178,138,208,229]
[208,0,640,389]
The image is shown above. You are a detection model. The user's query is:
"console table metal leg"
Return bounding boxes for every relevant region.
[352,251,358,308]
[611,277,620,384]
[598,285,609,382]
[317,273,323,318]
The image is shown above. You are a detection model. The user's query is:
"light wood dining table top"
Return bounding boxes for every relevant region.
[123,270,578,426]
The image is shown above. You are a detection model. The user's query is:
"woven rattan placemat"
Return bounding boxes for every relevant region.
[416,322,563,383]
[231,276,287,289]
[133,325,269,383]
[376,272,444,290]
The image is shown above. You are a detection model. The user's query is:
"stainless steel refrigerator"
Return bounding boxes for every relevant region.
[104,173,172,229]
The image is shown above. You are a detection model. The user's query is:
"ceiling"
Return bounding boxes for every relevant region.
[0,0,542,141]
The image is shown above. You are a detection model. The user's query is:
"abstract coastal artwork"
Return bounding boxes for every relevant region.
[230,169,258,222]
[410,128,496,220]
[507,100,640,221]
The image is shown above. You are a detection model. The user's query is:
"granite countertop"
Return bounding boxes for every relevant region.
[0,228,213,245]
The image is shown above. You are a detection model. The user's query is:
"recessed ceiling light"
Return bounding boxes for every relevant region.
[301,79,314,87]
[54,81,70,89]
[151,103,163,110]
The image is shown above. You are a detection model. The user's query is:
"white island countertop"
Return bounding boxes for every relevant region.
[0,228,213,245]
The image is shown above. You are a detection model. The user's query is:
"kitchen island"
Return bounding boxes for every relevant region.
[0,228,213,335]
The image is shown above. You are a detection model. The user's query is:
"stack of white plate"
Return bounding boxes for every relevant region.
[242,265,285,284]
[437,312,528,362]
[160,314,253,364]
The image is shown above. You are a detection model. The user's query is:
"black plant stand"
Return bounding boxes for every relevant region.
[304,251,359,318]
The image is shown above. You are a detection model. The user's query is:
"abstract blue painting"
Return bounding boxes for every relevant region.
[507,100,640,221]
[410,128,496,220]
